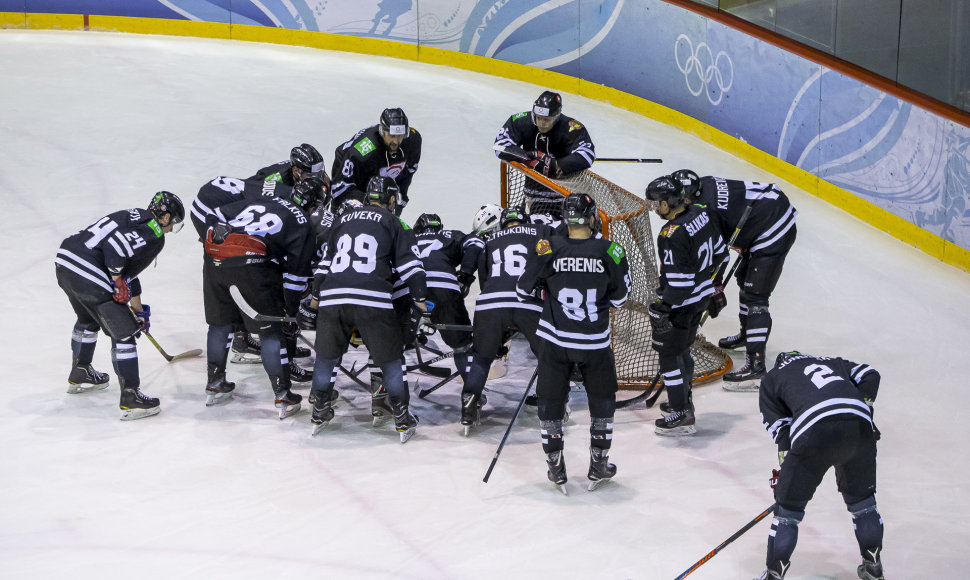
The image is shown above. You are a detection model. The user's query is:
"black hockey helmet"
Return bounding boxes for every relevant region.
[337,198,364,215]
[533,90,562,118]
[366,175,400,206]
[645,176,686,207]
[290,143,326,174]
[148,191,185,232]
[670,169,701,198]
[414,213,443,234]
[500,205,527,228]
[379,107,409,137]
[562,193,597,226]
[774,351,803,369]
[291,177,325,211]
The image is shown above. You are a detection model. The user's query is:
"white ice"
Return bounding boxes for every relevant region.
[0,31,967,579]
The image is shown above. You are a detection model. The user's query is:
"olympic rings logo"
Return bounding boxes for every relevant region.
[675,34,734,106]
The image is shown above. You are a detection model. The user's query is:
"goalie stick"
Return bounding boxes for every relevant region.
[595,157,663,163]
[143,330,202,363]
[674,503,776,579]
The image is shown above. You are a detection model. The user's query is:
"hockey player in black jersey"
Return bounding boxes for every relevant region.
[249,142,330,189]
[200,178,323,419]
[308,176,428,443]
[494,90,595,215]
[517,194,630,492]
[330,108,421,216]
[412,213,483,383]
[756,352,884,580]
[459,206,552,435]
[672,169,798,390]
[645,177,729,436]
[190,175,314,379]
[55,191,185,420]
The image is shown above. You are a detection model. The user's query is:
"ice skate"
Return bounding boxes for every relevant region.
[204,363,235,406]
[308,388,339,407]
[459,392,486,437]
[545,450,568,495]
[67,360,110,394]
[370,378,393,427]
[722,352,765,392]
[271,377,302,420]
[119,387,160,421]
[654,407,696,436]
[660,401,694,417]
[310,396,335,436]
[857,548,884,580]
[288,361,312,383]
[718,331,745,350]
[586,447,616,491]
[390,397,418,444]
[230,331,262,364]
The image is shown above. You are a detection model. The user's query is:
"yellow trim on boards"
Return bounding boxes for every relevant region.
[2,11,967,272]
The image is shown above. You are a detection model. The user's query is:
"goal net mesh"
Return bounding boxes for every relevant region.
[500,161,732,389]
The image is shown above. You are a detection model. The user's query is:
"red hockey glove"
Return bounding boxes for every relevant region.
[769,468,780,489]
[112,277,131,304]
[527,152,560,178]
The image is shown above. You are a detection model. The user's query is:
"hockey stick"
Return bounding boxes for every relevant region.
[483,367,540,483]
[673,503,776,579]
[595,158,663,163]
[142,330,202,363]
[229,285,298,323]
[417,370,461,399]
[615,371,663,409]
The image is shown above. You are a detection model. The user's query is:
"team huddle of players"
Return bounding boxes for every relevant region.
[54,91,885,580]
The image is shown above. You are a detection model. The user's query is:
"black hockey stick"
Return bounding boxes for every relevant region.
[229,285,298,324]
[417,370,461,399]
[143,330,202,362]
[700,203,754,327]
[595,158,663,163]
[293,333,373,391]
[483,367,540,483]
[615,371,662,409]
[674,503,776,579]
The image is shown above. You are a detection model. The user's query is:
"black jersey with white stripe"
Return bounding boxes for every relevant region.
[759,354,880,452]
[56,208,166,297]
[494,112,595,175]
[312,205,426,310]
[190,176,289,241]
[655,205,729,312]
[217,196,316,314]
[414,229,483,293]
[517,236,630,350]
[330,125,422,204]
[693,177,797,253]
[475,223,552,312]
[248,160,296,186]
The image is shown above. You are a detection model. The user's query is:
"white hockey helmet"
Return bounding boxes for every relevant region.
[472,203,502,235]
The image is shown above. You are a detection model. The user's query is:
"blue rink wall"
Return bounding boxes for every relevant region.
[2,0,969,271]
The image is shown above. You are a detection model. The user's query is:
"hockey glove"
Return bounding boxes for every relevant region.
[281,321,301,342]
[527,152,560,178]
[769,468,780,489]
[457,271,475,298]
[297,297,318,331]
[112,277,131,304]
[648,300,672,335]
[707,285,727,318]
[133,304,151,334]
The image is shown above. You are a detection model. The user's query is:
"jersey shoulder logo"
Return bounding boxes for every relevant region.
[607,241,625,264]
[660,224,679,238]
[354,137,376,157]
[147,219,163,237]
[264,172,283,182]
[512,112,529,121]
[536,239,552,255]
[568,120,584,132]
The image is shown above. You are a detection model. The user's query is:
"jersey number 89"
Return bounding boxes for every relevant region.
[330,233,378,274]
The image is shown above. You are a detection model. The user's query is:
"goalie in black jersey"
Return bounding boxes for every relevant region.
[330,108,422,216]
[757,352,884,580]
[200,178,323,419]
[494,90,595,217]
[672,169,798,390]
[645,177,729,436]
[191,175,316,381]
[308,176,428,443]
[459,206,552,436]
[55,191,185,420]
[517,194,630,493]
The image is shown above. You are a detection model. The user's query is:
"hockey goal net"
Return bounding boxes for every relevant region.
[500,161,732,389]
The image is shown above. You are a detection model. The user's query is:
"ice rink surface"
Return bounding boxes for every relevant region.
[1,31,967,579]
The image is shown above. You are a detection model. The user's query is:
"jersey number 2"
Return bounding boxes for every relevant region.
[803,364,841,389]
